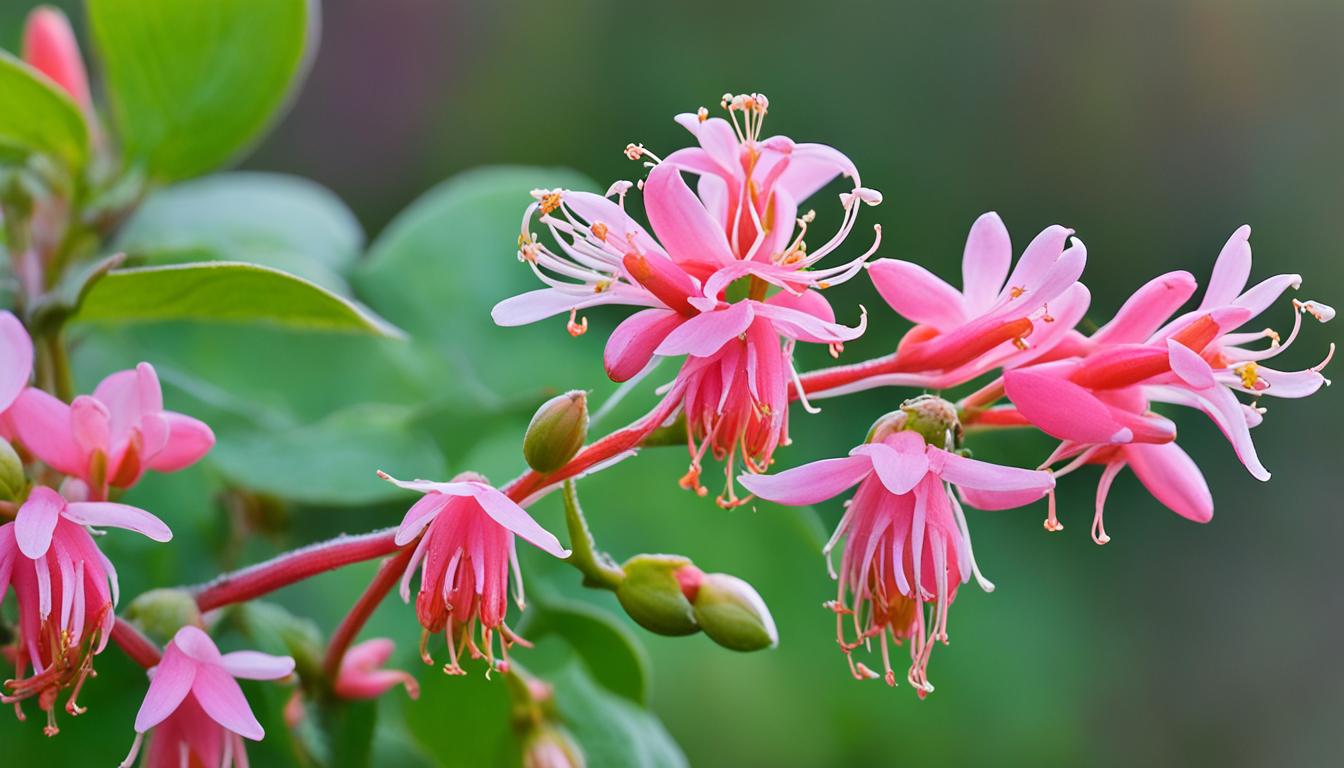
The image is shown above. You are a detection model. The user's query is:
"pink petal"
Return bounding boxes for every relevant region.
[867,259,966,330]
[737,455,873,506]
[1167,339,1216,390]
[70,395,110,455]
[15,486,64,559]
[958,484,1054,511]
[961,212,1012,312]
[643,164,735,268]
[1234,273,1301,317]
[1092,271,1198,345]
[218,650,295,680]
[559,190,666,258]
[467,485,569,558]
[134,644,198,732]
[766,288,835,323]
[775,143,857,202]
[0,311,33,411]
[754,301,865,344]
[604,308,684,382]
[393,493,450,546]
[1198,225,1252,309]
[63,501,172,542]
[932,449,1055,494]
[1144,384,1269,481]
[192,664,266,740]
[95,363,163,449]
[673,113,740,175]
[655,301,754,358]
[343,637,395,670]
[491,286,655,327]
[1003,369,1132,444]
[172,625,223,664]
[1124,441,1213,523]
[11,388,84,476]
[1250,365,1327,398]
[146,413,215,471]
[1002,225,1072,293]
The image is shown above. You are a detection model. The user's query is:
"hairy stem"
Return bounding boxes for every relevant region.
[321,545,418,683]
[110,618,161,669]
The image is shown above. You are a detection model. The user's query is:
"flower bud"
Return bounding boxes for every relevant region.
[690,572,778,652]
[524,391,589,473]
[126,588,202,645]
[0,438,24,502]
[614,554,700,636]
[522,724,586,768]
[21,6,92,108]
[869,395,962,449]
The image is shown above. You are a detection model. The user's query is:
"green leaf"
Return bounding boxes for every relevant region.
[0,51,89,169]
[550,662,687,768]
[522,596,651,705]
[72,262,402,336]
[115,172,364,292]
[209,404,448,506]
[404,667,514,767]
[87,0,316,181]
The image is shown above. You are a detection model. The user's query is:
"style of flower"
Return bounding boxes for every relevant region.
[10,362,214,499]
[740,425,1054,695]
[492,94,882,505]
[332,638,419,701]
[380,471,569,676]
[0,486,171,734]
[122,626,295,768]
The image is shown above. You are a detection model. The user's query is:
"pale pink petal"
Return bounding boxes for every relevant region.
[1234,273,1301,317]
[738,455,873,506]
[961,212,1012,312]
[0,311,32,411]
[70,395,110,456]
[852,442,929,495]
[343,637,395,669]
[932,450,1055,494]
[11,388,83,475]
[63,501,172,542]
[1092,271,1198,345]
[219,650,295,680]
[655,301,754,358]
[958,484,1054,511]
[1249,365,1328,398]
[673,114,740,174]
[393,493,450,546]
[1144,384,1270,481]
[1124,442,1213,523]
[192,664,265,740]
[775,143,857,202]
[559,190,665,258]
[1000,238,1086,315]
[604,308,684,382]
[1002,225,1072,293]
[173,625,223,664]
[643,164,736,268]
[15,486,64,559]
[146,413,215,471]
[1198,225,1252,310]
[754,301,865,344]
[1003,369,1132,444]
[766,288,835,323]
[467,485,569,558]
[134,645,198,732]
[491,286,656,327]
[867,259,966,330]
[1167,339,1217,390]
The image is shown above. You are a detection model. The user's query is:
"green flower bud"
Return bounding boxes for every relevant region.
[690,572,778,652]
[126,588,201,645]
[523,391,589,473]
[866,395,962,449]
[614,554,700,636]
[0,438,24,502]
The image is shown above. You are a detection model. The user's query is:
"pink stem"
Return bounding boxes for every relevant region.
[111,618,161,669]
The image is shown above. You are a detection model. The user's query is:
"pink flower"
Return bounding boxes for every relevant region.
[740,428,1053,695]
[0,310,34,437]
[380,471,569,675]
[0,486,171,733]
[21,6,91,109]
[492,95,882,505]
[10,363,214,498]
[122,626,295,768]
[332,638,420,701]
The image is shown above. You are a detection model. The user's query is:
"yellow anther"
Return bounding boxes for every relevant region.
[539,192,562,215]
[1009,286,1025,299]
[1236,362,1260,389]
[593,280,612,294]
[697,106,708,122]
[591,222,609,241]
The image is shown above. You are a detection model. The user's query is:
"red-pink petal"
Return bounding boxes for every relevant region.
[867,259,966,330]
[135,644,198,732]
[393,493,450,546]
[1124,441,1213,523]
[1004,369,1132,444]
[604,308,684,382]
[63,501,172,542]
[738,455,873,506]
[467,485,568,558]
[11,388,83,475]
[146,413,215,472]
[644,164,735,268]
[655,302,754,358]
[192,664,265,740]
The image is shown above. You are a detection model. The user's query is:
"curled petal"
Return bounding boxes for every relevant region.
[604,308,684,382]
[219,650,296,681]
[932,450,1055,494]
[393,493,450,546]
[146,413,215,471]
[491,286,654,327]
[467,485,569,558]
[644,164,735,269]
[1124,441,1213,523]
[775,142,857,202]
[755,301,865,345]
[738,455,873,506]
[655,301,754,358]
[63,501,172,542]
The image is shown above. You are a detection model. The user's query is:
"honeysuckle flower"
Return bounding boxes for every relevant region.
[492,94,881,505]
[0,486,171,734]
[379,471,569,675]
[21,6,92,109]
[0,310,34,437]
[332,638,420,701]
[122,626,295,768]
[10,362,214,498]
[740,426,1053,695]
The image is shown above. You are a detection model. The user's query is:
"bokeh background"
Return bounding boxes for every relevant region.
[3,1,1341,765]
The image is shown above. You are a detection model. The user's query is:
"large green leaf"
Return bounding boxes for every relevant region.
[87,0,315,181]
[521,595,651,705]
[115,172,364,292]
[0,50,89,168]
[209,404,448,506]
[550,662,687,768]
[72,262,401,336]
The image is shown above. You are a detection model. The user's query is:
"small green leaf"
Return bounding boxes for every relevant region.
[550,662,687,768]
[0,51,89,169]
[209,404,447,506]
[87,0,316,180]
[115,172,364,292]
[522,596,651,705]
[72,262,402,336]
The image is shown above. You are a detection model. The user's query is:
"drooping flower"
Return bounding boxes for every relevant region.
[10,362,214,499]
[122,626,294,768]
[332,638,419,701]
[492,94,882,505]
[0,486,171,733]
[379,471,569,675]
[0,310,34,438]
[740,417,1054,695]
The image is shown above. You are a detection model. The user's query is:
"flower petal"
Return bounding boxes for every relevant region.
[961,212,1012,312]
[1004,369,1132,444]
[1198,225,1252,309]
[173,625,223,664]
[644,163,735,268]
[1167,339,1217,390]
[867,259,966,330]
[754,300,865,344]
[1092,271,1198,345]
[1124,441,1213,523]
[15,486,64,559]
[11,388,83,476]
[134,644,197,732]
[192,664,265,740]
[775,143,857,202]
[738,455,873,506]
[219,650,295,680]
[393,493,450,546]
[932,450,1055,494]
[63,501,172,542]
[604,308,684,382]
[468,484,569,558]
[146,413,215,472]
[0,311,33,411]
[852,441,929,495]
[1002,225,1071,293]
[491,286,654,327]
[655,301,754,358]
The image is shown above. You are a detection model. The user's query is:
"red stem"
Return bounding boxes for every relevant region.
[791,351,902,399]
[110,618,161,669]
[321,545,417,681]
[193,529,400,612]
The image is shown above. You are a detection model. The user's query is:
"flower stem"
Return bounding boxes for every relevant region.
[560,480,624,591]
[321,544,417,684]
[110,618,161,669]
[36,331,74,402]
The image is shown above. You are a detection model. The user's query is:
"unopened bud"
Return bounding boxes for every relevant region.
[522,724,586,768]
[868,395,962,449]
[615,555,700,636]
[524,391,589,473]
[0,438,24,502]
[22,6,92,108]
[126,588,201,645]
[690,573,778,652]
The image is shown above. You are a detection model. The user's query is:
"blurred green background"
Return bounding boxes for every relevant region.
[3,1,1341,765]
